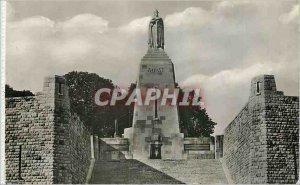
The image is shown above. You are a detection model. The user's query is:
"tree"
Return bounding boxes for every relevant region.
[64,71,216,137]
[64,71,114,136]
[64,71,132,137]
[179,106,216,137]
[114,83,135,136]
[5,84,34,97]
[178,88,216,137]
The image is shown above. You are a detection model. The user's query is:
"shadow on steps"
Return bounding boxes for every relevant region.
[89,159,184,184]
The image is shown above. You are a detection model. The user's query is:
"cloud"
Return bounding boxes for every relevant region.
[9,16,54,29]
[165,7,211,28]
[279,4,299,24]
[119,16,151,33]
[49,38,95,63]
[215,0,251,11]
[60,14,109,33]
[7,1,298,134]
[167,1,298,134]
[180,59,297,135]
[180,61,282,90]
[7,13,146,92]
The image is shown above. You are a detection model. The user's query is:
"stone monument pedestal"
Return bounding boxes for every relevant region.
[124,49,185,160]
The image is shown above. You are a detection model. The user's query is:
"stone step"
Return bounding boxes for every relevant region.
[143,55,170,59]
[138,159,229,184]
[143,51,170,59]
[89,159,183,184]
[89,159,228,184]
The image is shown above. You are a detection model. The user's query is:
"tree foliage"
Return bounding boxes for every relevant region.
[5,84,34,97]
[6,72,216,137]
[179,106,216,137]
[64,71,216,137]
[178,88,217,137]
[64,71,132,137]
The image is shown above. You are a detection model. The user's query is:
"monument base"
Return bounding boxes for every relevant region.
[123,49,185,160]
[124,127,185,160]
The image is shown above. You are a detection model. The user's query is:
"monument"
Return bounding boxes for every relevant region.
[124,10,184,159]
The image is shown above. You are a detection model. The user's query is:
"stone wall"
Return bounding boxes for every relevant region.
[264,90,299,183]
[68,114,92,183]
[184,137,215,159]
[5,76,93,184]
[99,138,130,160]
[5,95,55,183]
[223,75,299,184]
[98,137,215,160]
[223,104,252,183]
[215,135,224,159]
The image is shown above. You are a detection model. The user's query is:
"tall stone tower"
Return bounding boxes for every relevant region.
[124,10,184,160]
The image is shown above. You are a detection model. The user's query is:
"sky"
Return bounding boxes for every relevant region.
[6,0,299,134]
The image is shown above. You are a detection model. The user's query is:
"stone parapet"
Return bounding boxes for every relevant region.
[223,75,299,184]
[5,75,93,184]
[99,138,130,160]
[183,137,215,159]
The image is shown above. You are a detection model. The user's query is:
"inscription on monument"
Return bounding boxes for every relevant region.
[147,67,164,74]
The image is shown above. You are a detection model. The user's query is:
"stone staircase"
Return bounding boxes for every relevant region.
[89,159,228,184]
[89,159,183,184]
[139,159,228,184]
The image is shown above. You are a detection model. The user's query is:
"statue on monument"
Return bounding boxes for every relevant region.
[148,9,164,49]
